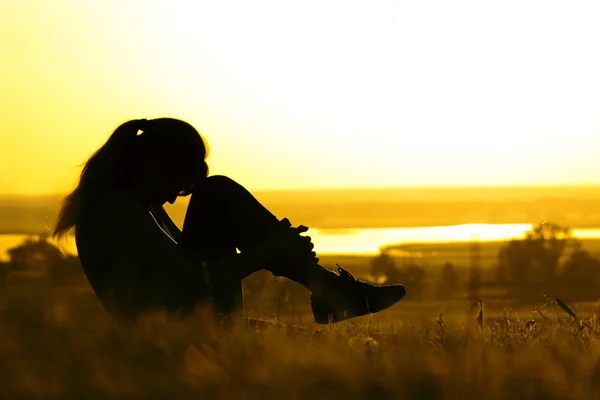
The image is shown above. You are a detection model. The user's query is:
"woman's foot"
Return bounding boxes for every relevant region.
[310,264,406,324]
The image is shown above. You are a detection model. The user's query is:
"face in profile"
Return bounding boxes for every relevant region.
[134,158,208,205]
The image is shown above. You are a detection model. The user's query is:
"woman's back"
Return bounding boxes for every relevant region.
[75,189,206,321]
[76,190,128,269]
[75,190,147,320]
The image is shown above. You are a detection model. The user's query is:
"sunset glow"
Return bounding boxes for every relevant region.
[2,0,600,194]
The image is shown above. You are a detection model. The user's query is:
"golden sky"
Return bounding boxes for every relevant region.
[1,0,600,195]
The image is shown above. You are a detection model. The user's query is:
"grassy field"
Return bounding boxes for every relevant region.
[2,275,600,399]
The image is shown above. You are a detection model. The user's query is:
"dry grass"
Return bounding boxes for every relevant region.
[3,281,600,400]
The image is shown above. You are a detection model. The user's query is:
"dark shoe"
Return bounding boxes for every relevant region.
[310,264,406,324]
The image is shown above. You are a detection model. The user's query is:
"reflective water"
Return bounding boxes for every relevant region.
[2,223,600,260]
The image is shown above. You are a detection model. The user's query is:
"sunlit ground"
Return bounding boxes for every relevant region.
[2,279,600,399]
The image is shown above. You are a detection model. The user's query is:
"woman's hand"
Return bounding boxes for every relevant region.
[264,218,319,263]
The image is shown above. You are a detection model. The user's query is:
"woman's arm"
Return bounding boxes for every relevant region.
[145,204,316,280]
[148,204,183,244]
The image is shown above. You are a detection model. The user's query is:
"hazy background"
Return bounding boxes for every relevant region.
[3,186,600,235]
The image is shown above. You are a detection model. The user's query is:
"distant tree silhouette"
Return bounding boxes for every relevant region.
[51,254,84,280]
[4,234,82,280]
[434,262,461,299]
[496,222,578,286]
[559,249,600,296]
[398,263,427,299]
[7,234,64,270]
[370,250,399,283]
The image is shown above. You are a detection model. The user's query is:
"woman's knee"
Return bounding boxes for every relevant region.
[205,174,234,185]
[186,175,243,220]
[195,175,249,200]
[201,175,239,192]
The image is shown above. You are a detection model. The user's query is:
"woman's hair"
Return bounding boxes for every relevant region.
[52,118,208,241]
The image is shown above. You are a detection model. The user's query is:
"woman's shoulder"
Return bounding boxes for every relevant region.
[76,189,155,263]
[77,189,151,240]
[80,189,145,219]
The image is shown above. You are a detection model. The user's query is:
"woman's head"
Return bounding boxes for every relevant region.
[53,118,209,240]
[125,118,209,204]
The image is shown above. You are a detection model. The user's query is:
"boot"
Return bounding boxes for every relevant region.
[310,264,406,324]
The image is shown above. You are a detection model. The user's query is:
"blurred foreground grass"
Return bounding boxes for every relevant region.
[3,279,600,400]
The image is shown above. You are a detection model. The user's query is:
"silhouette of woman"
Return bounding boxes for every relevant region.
[52,118,406,325]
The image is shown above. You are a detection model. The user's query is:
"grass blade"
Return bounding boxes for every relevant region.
[555,298,578,319]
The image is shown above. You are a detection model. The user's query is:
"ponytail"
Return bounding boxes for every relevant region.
[52,119,148,241]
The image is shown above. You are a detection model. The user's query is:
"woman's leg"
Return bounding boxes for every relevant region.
[179,178,243,317]
[180,175,406,324]
[179,175,336,316]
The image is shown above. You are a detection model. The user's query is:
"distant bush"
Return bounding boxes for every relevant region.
[495,221,600,299]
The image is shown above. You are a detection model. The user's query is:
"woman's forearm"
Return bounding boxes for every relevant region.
[149,205,183,243]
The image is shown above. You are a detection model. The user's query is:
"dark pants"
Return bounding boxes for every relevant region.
[179,175,296,318]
